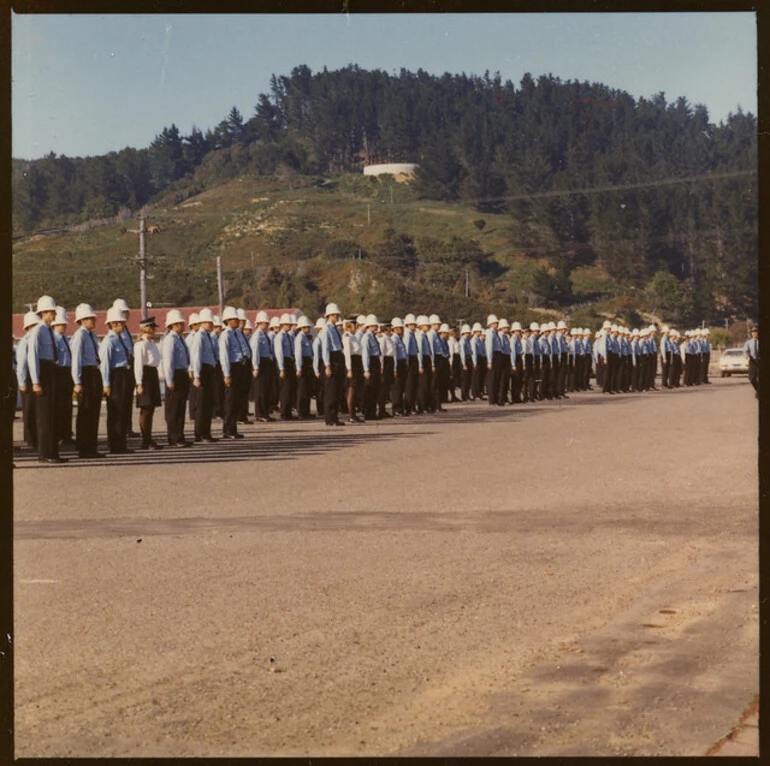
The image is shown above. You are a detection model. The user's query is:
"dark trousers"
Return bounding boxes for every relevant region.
[22,375,37,447]
[254,359,274,419]
[670,356,682,387]
[596,359,606,390]
[165,369,190,444]
[749,358,759,394]
[224,361,244,436]
[702,352,710,383]
[550,357,559,398]
[498,359,511,404]
[472,356,486,399]
[188,380,199,423]
[122,367,135,435]
[4,369,18,429]
[271,359,280,410]
[380,356,394,415]
[451,357,462,400]
[76,366,102,455]
[35,360,59,460]
[324,351,345,424]
[512,359,523,403]
[212,362,225,418]
[391,358,408,412]
[523,354,536,401]
[486,352,503,405]
[557,355,567,397]
[540,358,552,399]
[404,355,419,412]
[54,366,74,442]
[461,361,473,401]
[661,359,671,387]
[605,353,617,392]
[279,359,297,418]
[364,356,382,417]
[417,355,433,412]
[106,366,131,452]
[297,356,314,416]
[583,356,592,389]
[238,360,252,419]
[195,364,215,439]
[431,356,445,410]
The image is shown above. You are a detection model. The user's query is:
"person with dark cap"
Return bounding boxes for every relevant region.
[28,295,66,463]
[133,316,163,450]
[743,326,759,398]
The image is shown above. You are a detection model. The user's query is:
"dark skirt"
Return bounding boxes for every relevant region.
[347,354,364,391]
[136,365,162,408]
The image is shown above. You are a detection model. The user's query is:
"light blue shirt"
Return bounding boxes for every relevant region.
[416,330,434,369]
[361,331,381,372]
[219,327,245,378]
[191,329,217,378]
[162,331,191,387]
[70,326,101,384]
[393,333,407,361]
[312,334,323,374]
[274,329,294,371]
[55,331,72,368]
[459,336,472,365]
[251,328,274,366]
[294,331,313,365]
[119,327,134,361]
[320,323,343,366]
[403,327,418,357]
[538,334,552,361]
[99,330,131,387]
[743,338,759,359]
[485,327,501,358]
[16,336,29,387]
[27,321,58,385]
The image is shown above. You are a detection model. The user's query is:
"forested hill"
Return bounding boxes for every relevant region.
[12,65,757,322]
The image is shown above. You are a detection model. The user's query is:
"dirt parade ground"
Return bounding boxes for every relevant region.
[12,376,758,757]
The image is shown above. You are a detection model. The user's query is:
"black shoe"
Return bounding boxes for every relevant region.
[79,451,105,459]
[110,447,134,454]
[202,436,219,443]
[39,457,68,464]
[334,421,345,426]
[194,436,203,442]
[222,433,236,440]
[237,419,253,425]
[171,441,193,448]
[128,430,141,438]
[61,438,75,445]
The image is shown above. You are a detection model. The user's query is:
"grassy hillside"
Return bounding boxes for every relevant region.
[12,171,643,327]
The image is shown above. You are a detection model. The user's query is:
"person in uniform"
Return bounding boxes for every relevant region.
[361,314,383,420]
[484,314,502,406]
[402,313,419,414]
[162,309,193,447]
[378,320,395,417]
[497,318,512,404]
[268,315,281,414]
[522,323,537,402]
[743,326,759,398]
[670,329,682,387]
[235,308,253,424]
[211,314,225,420]
[415,315,434,414]
[27,295,65,463]
[52,307,74,445]
[342,317,364,422]
[218,306,247,439]
[133,317,163,450]
[448,327,461,403]
[390,317,408,416]
[426,315,445,412]
[274,313,297,420]
[567,328,578,393]
[659,326,672,388]
[556,320,570,398]
[185,313,200,428]
[100,305,133,454]
[437,322,452,407]
[510,322,524,403]
[630,329,641,391]
[470,322,486,400]
[458,324,473,402]
[112,299,137,438]
[701,328,712,384]
[319,303,345,426]
[294,315,315,419]
[581,328,593,390]
[70,304,103,458]
[190,308,218,442]
[538,323,553,400]
[251,310,276,423]
[312,317,326,417]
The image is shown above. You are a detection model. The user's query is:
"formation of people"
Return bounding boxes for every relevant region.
[13,295,739,464]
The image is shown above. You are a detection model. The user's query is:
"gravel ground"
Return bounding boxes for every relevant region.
[12,377,758,757]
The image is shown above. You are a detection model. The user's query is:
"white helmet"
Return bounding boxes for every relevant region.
[583,328,591,335]
[52,307,68,326]
[23,311,40,329]
[356,314,366,325]
[416,314,430,326]
[661,325,670,333]
[549,322,557,331]
[244,319,253,330]
[429,314,441,325]
[461,323,471,334]
[640,328,649,336]
[366,314,379,328]
[213,314,223,328]
[487,314,498,326]
[75,303,96,323]
[188,312,200,327]
[472,322,483,332]
[511,321,522,331]
[198,308,214,323]
[221,306,239,322]
[498,318,510,329]
[269,316,280,329]
[255,310,270,324]
[530,322,539,331]
[165,309,185,327]
[570,328,578,336]
[35,295,57,314]
[439,323,450,333]
[632,328,640,336]
[610,324,618,332]
[325,302,341,317]
[602,320,612,330]
[106,306,126,325]
[391,317,404,328]
[113,298,130,312]
[236,308,247,321]
[557,320,567,330]
[648,324,657,332]
[404,313,417,326]
[280,313,292,325]
[704,328,710,334]
[296,315,312,329]
[315,317,326,329]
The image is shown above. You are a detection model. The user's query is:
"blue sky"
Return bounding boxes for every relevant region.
[12,12,757,160]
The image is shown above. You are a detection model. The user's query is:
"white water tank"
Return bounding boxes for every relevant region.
[363,163,419,177]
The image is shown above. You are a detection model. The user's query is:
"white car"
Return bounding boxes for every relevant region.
[719,348,750,377]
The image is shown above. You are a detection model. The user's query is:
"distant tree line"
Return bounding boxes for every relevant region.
[12,64,757,318]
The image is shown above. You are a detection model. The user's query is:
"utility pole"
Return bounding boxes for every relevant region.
[724,318,729,331]
[390,186,394,205]
[138,217,148,320]
[217,256,225,316]
[465,269,470,298]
